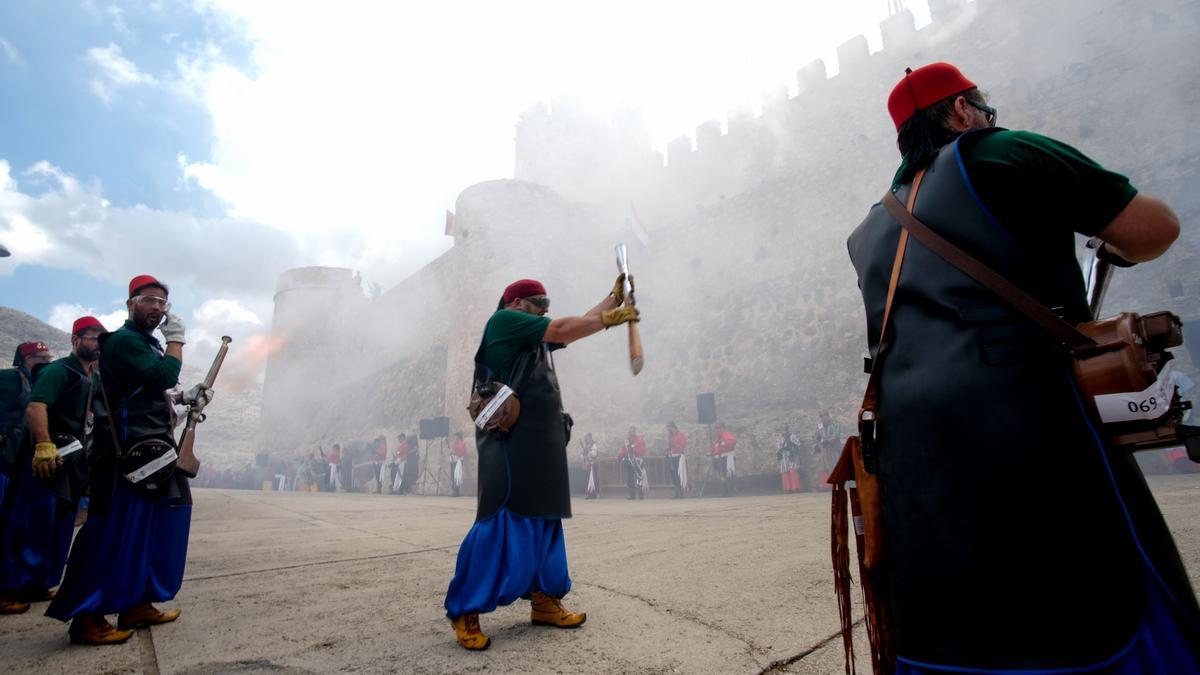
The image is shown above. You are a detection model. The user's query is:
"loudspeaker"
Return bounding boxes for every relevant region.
[696,392,717,425]
[419,417,450,439]
[419,418,436,440]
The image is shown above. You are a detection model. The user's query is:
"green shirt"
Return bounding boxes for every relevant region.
[103,320,181,391]
[479,309,551,383]
[894,129,1138,240]
[30,353,98,407]
[892,128,1138,322]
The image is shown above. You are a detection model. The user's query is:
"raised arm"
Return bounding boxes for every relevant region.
[1096,193,1180,263]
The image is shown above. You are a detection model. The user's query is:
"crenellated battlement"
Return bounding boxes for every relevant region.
[514,2,972,211]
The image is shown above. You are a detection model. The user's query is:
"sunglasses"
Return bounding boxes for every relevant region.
[966,99,997,127]
[524,295,550,310]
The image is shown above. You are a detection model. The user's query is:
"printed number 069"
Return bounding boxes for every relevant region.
[1127,397,1158,414]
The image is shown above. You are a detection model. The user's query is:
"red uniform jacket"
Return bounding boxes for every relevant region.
[395,440,411,460]
[709,430,736,456]
[618,436,646,459]
[668,431,687,456]
[452,438,467,458]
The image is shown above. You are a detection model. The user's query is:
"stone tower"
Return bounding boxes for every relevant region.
[261,266,367,454]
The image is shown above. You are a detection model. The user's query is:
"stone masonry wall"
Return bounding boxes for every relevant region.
[264,0,1200,491]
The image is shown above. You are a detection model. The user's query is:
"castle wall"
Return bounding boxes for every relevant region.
[264,0,1200,489]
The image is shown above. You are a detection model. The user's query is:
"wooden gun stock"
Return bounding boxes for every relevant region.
[176,335,232,476]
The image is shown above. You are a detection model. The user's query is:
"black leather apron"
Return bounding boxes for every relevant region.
[475,343,572,521]
[846,129,1199,667]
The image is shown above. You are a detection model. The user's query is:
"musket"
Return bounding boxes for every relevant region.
[615,244,644,375]
[1083,237,1114,320]
[176,335,232,475]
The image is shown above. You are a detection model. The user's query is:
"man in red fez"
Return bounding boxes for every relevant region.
[48,275,199,644]
[443,275,640,650]
[842,63,1197,671]
[0,339,53,614]
[0,318,104,619]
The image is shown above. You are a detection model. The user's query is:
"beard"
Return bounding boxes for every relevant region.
[76,345,99,361]
[133,305,163,331]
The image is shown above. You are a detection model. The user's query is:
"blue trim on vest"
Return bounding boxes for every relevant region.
[1067,369,1200,630]
[952,135,1017,246]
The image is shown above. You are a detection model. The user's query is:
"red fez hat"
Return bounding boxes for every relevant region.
[128,274,169,298]
[17,341,49,357]
[887,62,977,130]
[72,316,105,336]
[502,279,548,303]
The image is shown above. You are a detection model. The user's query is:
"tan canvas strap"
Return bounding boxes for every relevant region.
[875,171,924,359]
[882,191,1099,354]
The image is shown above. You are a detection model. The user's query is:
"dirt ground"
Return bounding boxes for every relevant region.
[2,474,1198,674]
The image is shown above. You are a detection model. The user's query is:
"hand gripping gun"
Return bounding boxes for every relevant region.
[176,335,232,475]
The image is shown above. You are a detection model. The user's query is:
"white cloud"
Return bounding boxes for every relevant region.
[195,298,261,326]
[106,6,133,37]
[173,1,909,291]
[85,42,155,102]
[47,303,126,333]
[0,158,300,290]
[0,36,22,66]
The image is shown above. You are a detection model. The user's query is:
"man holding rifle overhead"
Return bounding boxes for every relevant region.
[444,276,638,651]
[48,275,208,645]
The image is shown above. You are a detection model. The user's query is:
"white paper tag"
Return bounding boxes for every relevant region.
[125,448,178,483]
[57,439,83,458]
[1093,363,1175,424]
[474,385,514,429]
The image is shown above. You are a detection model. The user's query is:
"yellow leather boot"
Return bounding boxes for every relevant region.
[530,591,586,628]
[69,614,135,645]
[0,597,30,614]
[117,603,181,630]
[450,613,491,650]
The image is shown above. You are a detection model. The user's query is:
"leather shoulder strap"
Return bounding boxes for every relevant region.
[881,192,1097,353]
[861,169,926,414]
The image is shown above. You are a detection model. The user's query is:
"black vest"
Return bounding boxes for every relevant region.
[40,358,97,505]
[475,343,572,521]
[847,130,1199,667]
[43,358,94,440]
[98,327,174,445]
[92,327,189,511]
[0,367,32,476]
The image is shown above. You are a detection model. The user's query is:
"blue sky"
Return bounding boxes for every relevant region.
[0,1,252,330]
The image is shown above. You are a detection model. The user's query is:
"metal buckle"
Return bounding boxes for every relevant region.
[859,410,878,474]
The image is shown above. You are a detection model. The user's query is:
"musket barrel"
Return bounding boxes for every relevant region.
[203,336,233,389]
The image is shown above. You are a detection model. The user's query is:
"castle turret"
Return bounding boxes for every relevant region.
[261,267,367,454]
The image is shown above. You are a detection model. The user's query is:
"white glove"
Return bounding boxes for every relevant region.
[160,313,187,345]
[183,384,214,408]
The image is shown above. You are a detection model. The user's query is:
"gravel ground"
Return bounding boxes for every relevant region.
[2,474,1198,674]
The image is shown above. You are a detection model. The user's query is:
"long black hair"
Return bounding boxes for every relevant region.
[895,88,987,184]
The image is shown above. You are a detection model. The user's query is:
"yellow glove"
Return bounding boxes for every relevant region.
[611,274,636,305]
[601,306,641,328]
[32,442,61,479]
